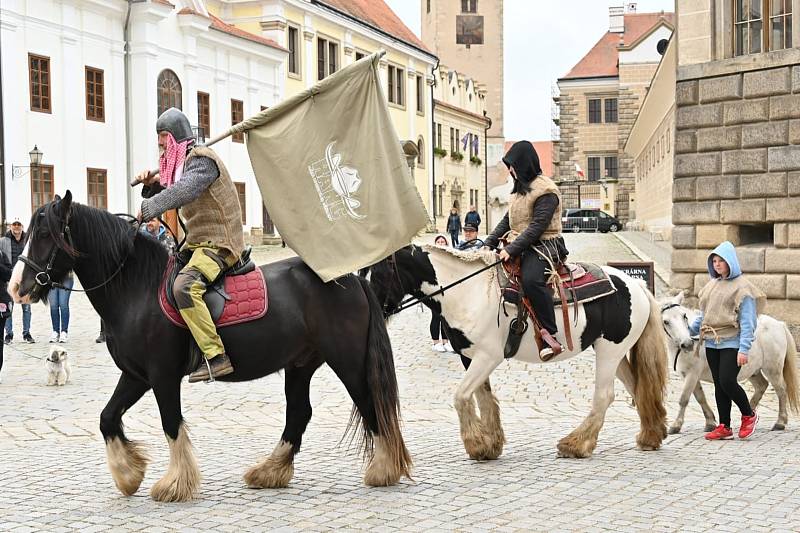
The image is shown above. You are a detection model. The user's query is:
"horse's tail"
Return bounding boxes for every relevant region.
[782,324,800,414]
[629,286,669,450]
[354,276,412,481]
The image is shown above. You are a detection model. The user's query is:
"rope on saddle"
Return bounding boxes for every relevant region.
[532,243,574,352]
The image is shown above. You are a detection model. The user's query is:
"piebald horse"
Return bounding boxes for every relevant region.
[368,244,669,460]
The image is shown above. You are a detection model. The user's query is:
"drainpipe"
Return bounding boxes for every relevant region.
[430,57,439,230]
[124,1,145,213]
[0,26,6,233]
[483,110,492,235]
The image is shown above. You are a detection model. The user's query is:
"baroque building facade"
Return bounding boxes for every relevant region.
[0,0,285,237]
[671,0,800,339]
[555,5,673,222]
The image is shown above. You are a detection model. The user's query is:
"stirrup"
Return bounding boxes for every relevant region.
[203,357,215,384]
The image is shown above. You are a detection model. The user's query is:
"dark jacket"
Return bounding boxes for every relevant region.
[446,214,462,233]
[0,248,12,306]
[4,230,26,266]
[484,140,568,260]
[464,210,481,228]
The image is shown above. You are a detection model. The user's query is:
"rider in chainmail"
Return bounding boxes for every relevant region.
[138,107,245,383]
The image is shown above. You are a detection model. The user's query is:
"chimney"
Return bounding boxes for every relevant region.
[609,5,624,33]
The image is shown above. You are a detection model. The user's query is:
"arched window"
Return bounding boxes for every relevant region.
[417,136,425,168]
[157,69,182,116]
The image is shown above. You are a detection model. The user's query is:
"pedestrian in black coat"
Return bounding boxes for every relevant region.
[446,208,462,247]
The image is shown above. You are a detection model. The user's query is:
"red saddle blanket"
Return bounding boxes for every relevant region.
[159,259,268,329]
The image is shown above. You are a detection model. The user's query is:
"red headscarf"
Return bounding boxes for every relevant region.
[158,132,192,187]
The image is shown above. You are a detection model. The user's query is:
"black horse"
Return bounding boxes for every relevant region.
[10,192,411,502]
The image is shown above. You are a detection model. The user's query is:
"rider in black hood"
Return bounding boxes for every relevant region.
[484,141,568,361]
[504,139,542,195]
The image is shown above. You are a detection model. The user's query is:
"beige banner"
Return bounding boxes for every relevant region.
[235,51,428,281]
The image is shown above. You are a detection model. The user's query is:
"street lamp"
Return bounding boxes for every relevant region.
[11,145,44,179]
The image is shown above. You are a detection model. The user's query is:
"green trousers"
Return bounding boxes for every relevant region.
[173,245,237,359]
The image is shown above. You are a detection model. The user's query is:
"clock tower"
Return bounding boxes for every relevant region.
[422,0,504,181]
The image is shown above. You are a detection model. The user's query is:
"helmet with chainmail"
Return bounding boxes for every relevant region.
[156,107,194,143]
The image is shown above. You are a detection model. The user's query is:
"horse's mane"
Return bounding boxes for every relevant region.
[421,244,498,266]
[419,244,499,290]
[53,203,168,298]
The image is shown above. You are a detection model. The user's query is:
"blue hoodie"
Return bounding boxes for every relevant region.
[688,241,757,353]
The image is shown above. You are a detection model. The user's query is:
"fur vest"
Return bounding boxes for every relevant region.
[182,146,245,260]
[698,276,766,341]
[507,175,562,243]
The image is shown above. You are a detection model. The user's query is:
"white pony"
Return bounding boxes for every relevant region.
[661,291,799,433]
[369,245,669,460]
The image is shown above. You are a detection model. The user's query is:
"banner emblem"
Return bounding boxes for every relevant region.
[309,142,366,221]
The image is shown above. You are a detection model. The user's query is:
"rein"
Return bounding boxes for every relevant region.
[19,212,139,294]
[386,257,503,316]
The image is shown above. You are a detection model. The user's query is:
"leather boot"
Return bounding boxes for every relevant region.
[188,353,234,383]
[538,328,564,362]
[504,317,527,359]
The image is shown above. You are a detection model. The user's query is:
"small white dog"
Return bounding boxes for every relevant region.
[45,345,71,386]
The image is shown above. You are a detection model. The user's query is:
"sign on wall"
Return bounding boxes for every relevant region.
[607,261,655,295]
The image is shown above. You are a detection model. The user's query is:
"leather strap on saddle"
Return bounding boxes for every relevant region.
[555,268,574,352]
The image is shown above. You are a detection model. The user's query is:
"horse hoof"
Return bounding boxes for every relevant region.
[105,438,149,496]
[704,423,717,432]
[463,433,494,461]
[150,473,199,503]
[667,426,681,435]
[364,460,401,487]
[244,442,294,489]
[556,437,594,459]
[772,423,786,431]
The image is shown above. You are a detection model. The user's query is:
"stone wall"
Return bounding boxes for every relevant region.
[672,64,800,337]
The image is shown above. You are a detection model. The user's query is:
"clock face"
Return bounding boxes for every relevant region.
[456,15,484,45]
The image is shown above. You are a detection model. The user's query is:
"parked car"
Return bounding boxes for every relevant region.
[561,208,621,233]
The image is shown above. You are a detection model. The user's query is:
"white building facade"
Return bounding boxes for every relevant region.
[1,0,285,235]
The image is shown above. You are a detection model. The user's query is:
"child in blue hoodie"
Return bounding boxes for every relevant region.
[689,241,766,440]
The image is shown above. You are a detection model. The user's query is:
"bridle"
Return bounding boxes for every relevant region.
[660,302,694,371]
[19,211,137,294]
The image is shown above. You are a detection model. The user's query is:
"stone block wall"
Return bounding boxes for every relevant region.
[673,64,800,338]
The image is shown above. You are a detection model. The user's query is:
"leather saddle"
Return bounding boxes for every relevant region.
[160,246,268,328]
[497,256,619,358]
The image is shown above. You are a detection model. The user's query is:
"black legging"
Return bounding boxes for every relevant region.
[520,249,557,335]
[706,347,754,427]
[429,311,448,341]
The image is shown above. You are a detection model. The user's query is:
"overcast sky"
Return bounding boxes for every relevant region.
[384,0,676,142]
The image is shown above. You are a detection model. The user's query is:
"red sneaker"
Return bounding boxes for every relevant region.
[704,424,733,440]
[739,411,759,439]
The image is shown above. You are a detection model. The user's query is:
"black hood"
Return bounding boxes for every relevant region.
[503,141,542,194]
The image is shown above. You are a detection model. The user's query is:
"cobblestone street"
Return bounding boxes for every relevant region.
[1,234,799,531]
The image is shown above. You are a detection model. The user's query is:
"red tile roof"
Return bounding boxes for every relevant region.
[503,140,554,177]
[561,12,674,80]
[174,10,285,51]
[208,14,285,50]
[314,0,432,54]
